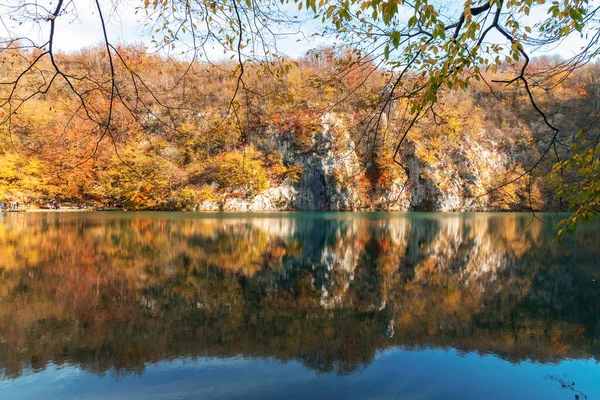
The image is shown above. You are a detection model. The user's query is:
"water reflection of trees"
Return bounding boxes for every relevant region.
[0,213,599,379]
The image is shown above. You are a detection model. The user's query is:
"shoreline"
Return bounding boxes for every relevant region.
[1,208,572,214]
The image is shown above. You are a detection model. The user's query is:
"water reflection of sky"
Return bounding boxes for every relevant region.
[2,349,598,399]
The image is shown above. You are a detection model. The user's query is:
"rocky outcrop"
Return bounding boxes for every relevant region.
[196,114,523,212]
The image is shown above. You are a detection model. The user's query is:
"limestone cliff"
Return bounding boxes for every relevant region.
[197,113,536,212]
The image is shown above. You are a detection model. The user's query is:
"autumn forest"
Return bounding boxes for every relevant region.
[1,44,599,212]
[2,0,600,397]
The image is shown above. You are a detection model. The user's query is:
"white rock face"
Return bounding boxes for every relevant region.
[195,114,516,212]
[291,114,362,210]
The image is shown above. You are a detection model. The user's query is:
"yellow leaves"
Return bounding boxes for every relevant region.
[0,153,48,199]
[213,146,270,195]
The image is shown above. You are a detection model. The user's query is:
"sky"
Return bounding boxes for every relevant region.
[0,0,594,61]
[0,0,329,60]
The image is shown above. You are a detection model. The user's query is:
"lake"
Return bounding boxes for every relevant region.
[0,212,599,399]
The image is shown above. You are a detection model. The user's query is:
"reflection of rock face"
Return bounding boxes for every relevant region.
[318,237,360,308]
[0,213,599,379]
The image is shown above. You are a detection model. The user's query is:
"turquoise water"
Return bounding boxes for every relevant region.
[0,212,598,399]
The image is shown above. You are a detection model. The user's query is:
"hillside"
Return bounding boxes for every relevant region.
[1,46,598,211]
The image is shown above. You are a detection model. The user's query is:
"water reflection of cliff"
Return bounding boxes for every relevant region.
[0,212,599,379]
